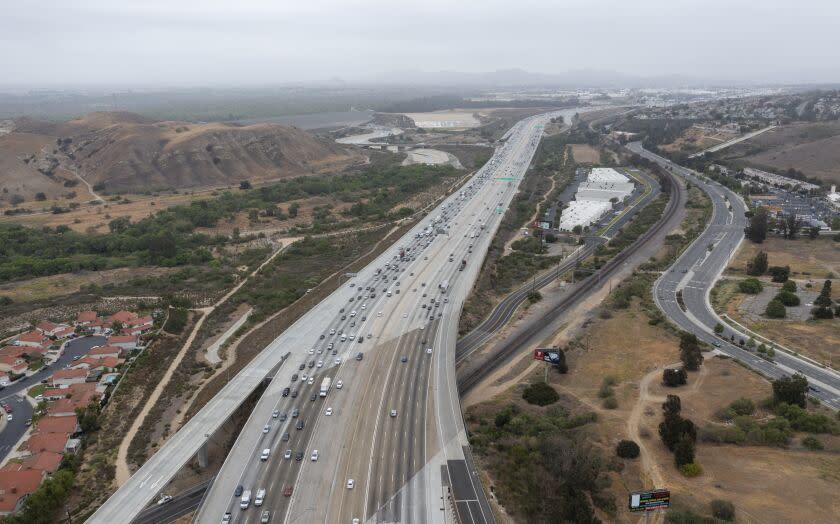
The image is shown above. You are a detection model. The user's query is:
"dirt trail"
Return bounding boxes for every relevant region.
[113,237,298,485]
[628,362,710,493]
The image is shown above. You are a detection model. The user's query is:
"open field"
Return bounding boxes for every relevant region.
[718,121,840,185]
[0,267,175,303]
[728,236,840,280]
[569,143,600,164]
[659,126,738,154]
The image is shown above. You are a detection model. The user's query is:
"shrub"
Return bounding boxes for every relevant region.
[663,368,688,387]
[729,397,755,416]
[765,299,786,318]
[679,462,703,477]
[602,396,618,409]
[616,439,640,459]
[801,436,824,450]
[522,382,559,406]
[775,290,800,306]
[738,278,763,294]
[710,499,736,521]
[782,280,797,292]
[768,265,790,282]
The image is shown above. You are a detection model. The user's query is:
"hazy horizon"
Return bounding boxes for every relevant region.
[3,1,840,88]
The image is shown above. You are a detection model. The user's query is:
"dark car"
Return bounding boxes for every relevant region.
[356,352,364,361]
[296,420,304,430]
[282,432,290,442]
[291,389,298,398]
[282,387,290,397]
[310,394,317,402]
[401,356,408,363]
[295,452,304,462]
[292,408,299,418]
[308,361,315,368]
[299,363,305,371]
[234,485,244,497]
[291,374,298,382]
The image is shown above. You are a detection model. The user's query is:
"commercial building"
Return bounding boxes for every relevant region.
[559,167,635,231]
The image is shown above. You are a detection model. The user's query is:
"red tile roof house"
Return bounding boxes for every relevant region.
[108,310,138,324]
[17,452,63,475]
[75,311,98,326]
[70,356,123,372]
[0,356,28,375]
[33,415,79,435]
[52,326,76,340]
[106,335,139,350]
[46,399,77,417]
[86,345,123,359]
[14,331,48,348]
[23,433,70,454]
[0,469,45,515]
[35,321,69,338]
[49,368,88,387]
[127,315,153,331]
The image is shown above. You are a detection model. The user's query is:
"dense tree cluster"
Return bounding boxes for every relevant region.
[679,332,703,371]
[772,373,809,408]
[663,367,688,387]
[812,280,834,319]
[659,395,697,467]
[746,251,768,275]
[745,207,767,243]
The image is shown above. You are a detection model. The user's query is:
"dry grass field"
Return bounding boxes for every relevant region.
[569,143,601,164]
[0,267,175,303]
[729,236,840,279]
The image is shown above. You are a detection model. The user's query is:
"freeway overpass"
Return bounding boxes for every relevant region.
[89,108,585,524]
[628,143,840,410]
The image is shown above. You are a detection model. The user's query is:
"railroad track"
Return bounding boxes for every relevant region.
[457,167,681,394]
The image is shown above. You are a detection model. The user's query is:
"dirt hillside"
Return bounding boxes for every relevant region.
[2,112,361,198]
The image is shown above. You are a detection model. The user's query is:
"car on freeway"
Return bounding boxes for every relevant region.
[308,348,315,354]
[377,311,382,317]
[403,313,408,318]
[317,360,324,368]
[426,347,433,354]
[319,334,325,339]
[262,424,270,434]
[282,432,290,442]
[291,374,298,382]
[335,357,341,365]
[401,356,408,363]
[292,408,299,417]
[283,485,293,496]
[296,420,304,430]
[279,413,287,422]
[291,390,298,398]
[282,388,290,397]
[336,380,343,389]
[295,452,304,462]
[222,512,232,523]
[234,485,244,497]
[308,376,314,384]
[325,407,333,416]
[346,479,355,489]
[390,409,397,417]
[310,394,317,402]
[284,449,292,459]
[157,494,172,505]
[311,450,319,461]
[357,337,363,344]
[298,363,305,371]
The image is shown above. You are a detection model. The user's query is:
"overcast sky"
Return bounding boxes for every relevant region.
[3,0,840,87]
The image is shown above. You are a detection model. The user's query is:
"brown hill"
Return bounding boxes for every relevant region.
[3,112,361,199]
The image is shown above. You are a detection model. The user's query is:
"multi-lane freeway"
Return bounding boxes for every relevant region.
[90,109,581,524]
[628,142,840,410]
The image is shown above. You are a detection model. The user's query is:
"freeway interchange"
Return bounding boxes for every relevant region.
[628,142,840,410]
[91,110,569,524]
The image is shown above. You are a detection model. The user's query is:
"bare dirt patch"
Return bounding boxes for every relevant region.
[569,143,601,164]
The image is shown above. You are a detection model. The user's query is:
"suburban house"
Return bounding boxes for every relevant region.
[49,368,88,387]
[107,310,138,325]
[33,415,79,435]
[70,356,123,372]
[0,356,28,375]
[23,433,71,455]
[52,326,75,339]
[34,321,71,338]
[75,311,98,326]
[0,469,44,515]
[106,335,139,351]
[14,331,48,348]
[46,399,78,417]
[10,452,63,475]
[42,383,96,402]
[86,345,124,359]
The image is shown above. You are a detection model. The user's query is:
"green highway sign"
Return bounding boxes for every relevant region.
[496,177,515,181]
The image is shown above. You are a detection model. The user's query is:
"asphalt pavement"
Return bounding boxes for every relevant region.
[628,142,840,410]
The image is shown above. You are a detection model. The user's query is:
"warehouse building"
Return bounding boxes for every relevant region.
[558,167,634,231]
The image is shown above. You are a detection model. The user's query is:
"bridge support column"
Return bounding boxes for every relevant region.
[196,441,209,469]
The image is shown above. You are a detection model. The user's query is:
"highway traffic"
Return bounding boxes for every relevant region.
[184,110,575,524]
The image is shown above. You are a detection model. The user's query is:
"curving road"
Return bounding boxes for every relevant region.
[628,142,840,410]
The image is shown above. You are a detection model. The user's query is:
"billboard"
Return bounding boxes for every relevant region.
[533,348,563,365]
[628,489,670,512]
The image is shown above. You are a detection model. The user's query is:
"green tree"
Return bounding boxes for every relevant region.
[679,332,703,371]
[522,381,559,406]
[746,251,768,275]
[812,280,834,319]
[616,439,640,459]
[768,265,790,282]
[765,299,786,318]
[674,432,696,467]
[782,280,797,293]
[710,499,736,521]
[772,373,808,407]
[746,207,767,243]
[775,290,800,306]
[110,320,123,334]
[663,367,687,387]
[713,322,724,335]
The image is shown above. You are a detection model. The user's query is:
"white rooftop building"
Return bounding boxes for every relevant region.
[559,167,635,231]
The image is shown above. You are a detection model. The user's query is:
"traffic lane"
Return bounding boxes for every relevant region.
[134,479,211,524]
[0,395,33,461]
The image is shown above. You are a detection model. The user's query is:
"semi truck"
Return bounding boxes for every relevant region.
[319,377,332,397]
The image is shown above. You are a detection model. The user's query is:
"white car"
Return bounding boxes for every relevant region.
[390,409,397,417]
[377,312,382,317]
[361,304,366,310]
[263,424,270,433]
[284,449,292,459]
[325,407,333,416]
[272,410,279,418]
[317,360,324,368]
[426,347,433,354]
[336,380,343,389]
[308,377,315,385]
[335,358,341,365]
[308,348,315,354]
[311,450,319,462]
[403,313,408,318]
[301,373,308,381]
[329,329,336,335]
[346,479,355,489]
